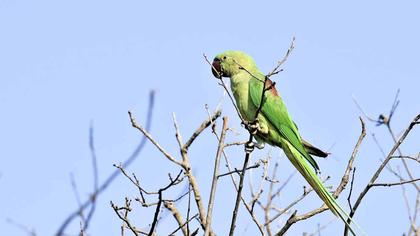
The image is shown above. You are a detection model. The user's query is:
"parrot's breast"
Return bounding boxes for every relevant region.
[230,75,258,122]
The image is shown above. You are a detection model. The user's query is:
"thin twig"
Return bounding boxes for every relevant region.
[149,170,183,235]
[110,201,139,236]
[347,168,357,210]
[228,137,253,236]
[204,117,229,236]
[163,201,188,235]
[275,210,297,236]
[69,173,86,224]
[305,217,336,236]
[371,134,407,181]
[224,141,248,147]
[370,178,420,187]
[84,123,99,230]
[217,163,261,178]
[205,106,265,235]
[176,110,222,234]
[344,114,420,236]
[128,110,182,166]
[56,91,155,235]
[267,37,296,77]
[203,54,245,123]
[386,124,420,191]
[275,117,366,235]
[172,113,184,149]
[354,90,418,191]
[6,218,37,236]
[265,177,330,226]
[121,198,132,236]
[183,109,222,150]
[187,184,192,236]
[271,171,296,201]
[262,157,276,236]
[167,213,199,236]
[398,167,419,235]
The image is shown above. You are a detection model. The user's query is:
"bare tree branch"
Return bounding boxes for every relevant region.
[83,123,99,231]
[266,176,329,226]
[344,114,420,236]
[370,178,420,187]
[128,110,182,166]
[6,218,37,236]
[275,117,366,236]
[175,110,221,234]
[110,200,139,236]
[205,117,229,236]
[205,105,265,235]
[56,91,155,236]
[166,210,198,236]
[217,163,261,179]
[347,168,357,210]
[164,202,188,236]
[148,170,184,235]
[266,37,295,77]
[183,110,222,150]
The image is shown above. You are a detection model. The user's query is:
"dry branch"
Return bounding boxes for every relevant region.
[110,200,139,236]
[274,117,366,236]
[205,117,229,236]
[56,91,155,236]
[164,202,188,236]
[344,113,420,236]
[128,108,221,234]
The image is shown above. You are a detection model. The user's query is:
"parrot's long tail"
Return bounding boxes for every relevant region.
[281,139,366,236]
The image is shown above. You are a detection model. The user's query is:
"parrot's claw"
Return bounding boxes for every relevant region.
[255,142,265,149]
[245,141,255,154]
[242,118,260,135]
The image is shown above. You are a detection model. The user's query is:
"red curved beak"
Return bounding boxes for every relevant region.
[212,58,222,78]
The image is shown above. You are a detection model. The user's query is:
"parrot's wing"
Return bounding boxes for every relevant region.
[249,78,320,171]
[249,77,364,236]
[302,139,329,158]
[294,121,329,158]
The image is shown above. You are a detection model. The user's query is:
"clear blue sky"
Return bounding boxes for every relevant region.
[1,1,419,235]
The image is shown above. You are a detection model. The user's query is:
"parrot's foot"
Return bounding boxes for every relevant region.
[255,142,265,149]
[245,141,255,154]
[242,118,260,135]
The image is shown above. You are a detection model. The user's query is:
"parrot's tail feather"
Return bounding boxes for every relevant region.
[281,139,366,236]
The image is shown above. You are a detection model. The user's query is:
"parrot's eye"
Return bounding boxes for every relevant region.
[223,56,227,60]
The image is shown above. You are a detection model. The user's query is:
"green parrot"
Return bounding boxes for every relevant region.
[211,51,361,235]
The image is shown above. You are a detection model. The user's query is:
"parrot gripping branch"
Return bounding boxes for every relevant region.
[204,43,418,235]
[205,106,266,235]
[204,38,298,236]
[229,75,273,236]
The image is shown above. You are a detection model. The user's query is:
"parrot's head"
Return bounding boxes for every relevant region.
[212,51,257,78]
